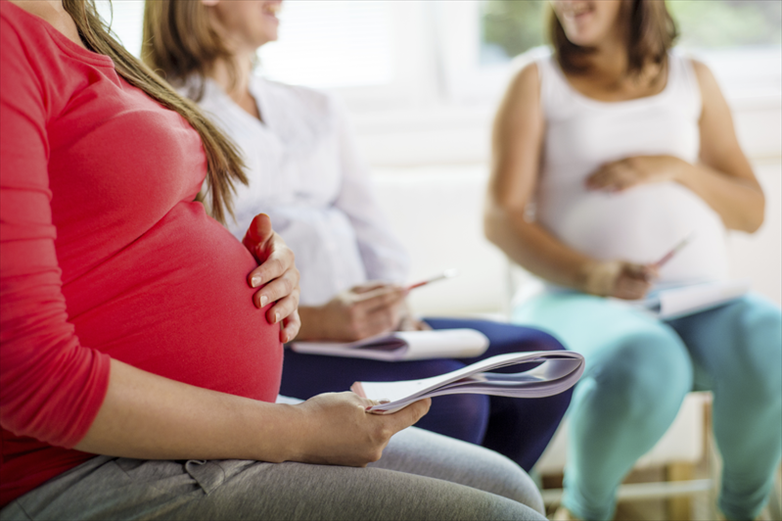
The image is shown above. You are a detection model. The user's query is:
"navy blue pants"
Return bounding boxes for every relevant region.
[281,318,572,471]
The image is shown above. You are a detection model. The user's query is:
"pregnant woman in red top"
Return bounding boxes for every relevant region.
[0,1,546,519]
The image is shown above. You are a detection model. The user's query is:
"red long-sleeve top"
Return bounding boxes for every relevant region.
[0,2,282,506]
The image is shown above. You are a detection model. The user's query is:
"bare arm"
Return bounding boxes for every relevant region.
[484,63,603,291]
[75,358,430,466]
[684,60,764,232]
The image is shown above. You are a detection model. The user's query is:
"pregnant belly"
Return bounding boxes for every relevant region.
[542,183,729,284]
[62,202,283,402]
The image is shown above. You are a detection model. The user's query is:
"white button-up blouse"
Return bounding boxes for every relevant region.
[193,76,410,306]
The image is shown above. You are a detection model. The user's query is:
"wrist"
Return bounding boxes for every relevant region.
[580,260,622,296]
[251,402,308,463]
[277,403,311,462]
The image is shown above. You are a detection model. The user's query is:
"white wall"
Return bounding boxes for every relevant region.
[372,165,509,316]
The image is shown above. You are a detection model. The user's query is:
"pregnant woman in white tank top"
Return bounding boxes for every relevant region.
[485,1,781,519]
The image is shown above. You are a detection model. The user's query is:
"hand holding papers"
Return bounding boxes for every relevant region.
[619,233,748,318]
[351,351,585,414]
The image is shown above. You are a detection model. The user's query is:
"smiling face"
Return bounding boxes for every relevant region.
[204,0,282,54]
[550,0,625,47]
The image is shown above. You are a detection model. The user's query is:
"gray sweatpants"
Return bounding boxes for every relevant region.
[1,427,546,520]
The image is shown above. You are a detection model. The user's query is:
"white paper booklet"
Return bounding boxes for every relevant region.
[351,351,585,414]
[630,279,750,320]
[289,329,490,362]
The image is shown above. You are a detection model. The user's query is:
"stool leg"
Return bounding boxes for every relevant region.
[666,463,694,520]
[768,464,782,521]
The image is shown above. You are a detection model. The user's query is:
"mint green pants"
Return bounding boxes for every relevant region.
[514,292,782,521]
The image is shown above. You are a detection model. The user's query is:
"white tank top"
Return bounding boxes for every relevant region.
[535,51,728,285]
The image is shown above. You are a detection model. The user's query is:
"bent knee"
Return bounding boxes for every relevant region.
[590,332,691,417]
[725,298,782,401]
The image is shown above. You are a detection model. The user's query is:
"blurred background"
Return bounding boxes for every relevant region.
[100,0,781,316]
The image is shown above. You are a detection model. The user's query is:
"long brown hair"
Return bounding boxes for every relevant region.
[549,0,678,77]
[62,0,246,224]
[141,0,239,102]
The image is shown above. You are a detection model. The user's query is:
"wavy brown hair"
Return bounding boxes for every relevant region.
[549,0,679,77]
[140,0,240,102]
[62,0,246,224]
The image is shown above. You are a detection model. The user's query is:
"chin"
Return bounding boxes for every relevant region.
[562,30,600,48]
[254,28,279,47]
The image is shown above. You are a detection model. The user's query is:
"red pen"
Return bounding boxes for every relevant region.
[652,233,694,269]
[406,269,459,291]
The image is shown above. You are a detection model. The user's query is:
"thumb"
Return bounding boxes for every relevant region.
[384,398,431,429]
[243,213,273,247]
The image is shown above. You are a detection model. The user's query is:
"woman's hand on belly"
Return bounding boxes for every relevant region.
[242,214,301,343]
[586,155,685,193]
[289,392,431,467]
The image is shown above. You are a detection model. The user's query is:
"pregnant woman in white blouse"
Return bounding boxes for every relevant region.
[142,0,572,474]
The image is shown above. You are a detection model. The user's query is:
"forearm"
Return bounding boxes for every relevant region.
[674,159,764,232]
[484,205,594,291]
[74,358,306,463]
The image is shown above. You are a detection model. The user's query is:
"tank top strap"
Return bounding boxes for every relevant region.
[666,50,703,122]
[536,52,578,121]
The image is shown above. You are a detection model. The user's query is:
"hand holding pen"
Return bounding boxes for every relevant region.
[586,233,694,300]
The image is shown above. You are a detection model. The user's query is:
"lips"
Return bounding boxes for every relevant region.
[560,3,593,20]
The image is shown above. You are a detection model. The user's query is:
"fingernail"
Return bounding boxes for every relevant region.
[251,275,262,288]
[274,312,280,324]
[260,295,268,307]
